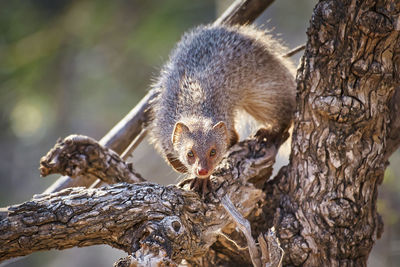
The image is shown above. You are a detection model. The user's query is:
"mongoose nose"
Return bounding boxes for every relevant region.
[197,168,209,176]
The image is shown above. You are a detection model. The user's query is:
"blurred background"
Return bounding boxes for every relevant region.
[0,0,398,266]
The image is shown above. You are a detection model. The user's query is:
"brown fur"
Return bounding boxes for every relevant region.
[148,24,296,179]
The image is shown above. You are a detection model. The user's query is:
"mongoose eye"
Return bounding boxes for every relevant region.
[210,148,216,156]
[187,150,194,158]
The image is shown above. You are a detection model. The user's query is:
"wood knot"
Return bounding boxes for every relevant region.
[351,59,370,76]
[320,198,358,227]
[315,0,340,25]
[313,95,364,123]
[172,220,181,232]
[358,11,393,36]
[161,216,184,238]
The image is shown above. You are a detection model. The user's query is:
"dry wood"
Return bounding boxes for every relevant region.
[221,195,261,267]
[258,228,283,267]
[271,1,400,265]
[213,0,275,26]
[3,0,400,266]
[385,86,400,160]
[283,44,306,58]
[43,92,155,193]
[198,0,400,265]
[39,135,145,184]
[114,254,177,267]
[0,134,281,265]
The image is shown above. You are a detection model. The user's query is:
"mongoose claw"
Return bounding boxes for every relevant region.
[255,128,276,142]
[255,128,289,146]
[177,178,193,188]
[178,177,212,197]
[190,177,212,197]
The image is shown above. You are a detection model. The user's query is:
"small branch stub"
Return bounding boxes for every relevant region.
[39,135,145,184]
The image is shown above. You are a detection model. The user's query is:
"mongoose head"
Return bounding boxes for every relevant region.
[172,120,229,178]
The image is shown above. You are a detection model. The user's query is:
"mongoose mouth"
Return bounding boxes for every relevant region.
[196,168,210,178]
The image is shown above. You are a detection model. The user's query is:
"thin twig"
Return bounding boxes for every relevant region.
[120,129,147,160]
[214,0,275,26]
[283,44,306,58]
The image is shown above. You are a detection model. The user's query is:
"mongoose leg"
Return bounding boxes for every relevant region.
[190,177,212,197]
[177,177,212,197]
[177,178,193,188]
[149,24,296,188]
[255,127,290,146]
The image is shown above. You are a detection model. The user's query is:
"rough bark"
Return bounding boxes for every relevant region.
[197,0,400,266]
[1,134,282,265]
[273,0,400,266]
[43,92,155,193]
[39,135,145,184]
[385,85,400,160]
[2,0,400,266]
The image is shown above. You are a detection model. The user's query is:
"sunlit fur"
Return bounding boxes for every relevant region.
[148,24,296,176]
[171,118,228,178]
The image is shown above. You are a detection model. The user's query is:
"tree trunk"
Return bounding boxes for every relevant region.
[199,0,400,266]
[1,0,400,266]
[275,0,400,266]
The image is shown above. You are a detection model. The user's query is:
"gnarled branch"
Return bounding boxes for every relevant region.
[39,135,145,184]
[1,134,283,265]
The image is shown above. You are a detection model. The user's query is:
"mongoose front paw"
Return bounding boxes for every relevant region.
[190,177,212,197]
[255,127,289,145]
[178,177,212,197]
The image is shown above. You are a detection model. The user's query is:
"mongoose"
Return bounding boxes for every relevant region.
[149,24,296,193]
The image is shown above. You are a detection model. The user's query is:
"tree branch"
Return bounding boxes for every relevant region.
[1,134,281,264]
[39,135,145,184]
[43,92,155,193]
[213,0,275,26]
[43,0,276,194]
[283,44,306,58]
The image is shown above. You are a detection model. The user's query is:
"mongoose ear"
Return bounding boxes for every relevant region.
[212,121,229,143]
[166,153,188,173]
[229,130,239,147]
[172,122,190,145]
